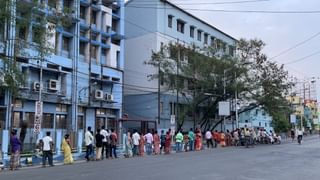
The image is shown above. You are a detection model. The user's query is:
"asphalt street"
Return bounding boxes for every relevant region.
[1,136,320,180]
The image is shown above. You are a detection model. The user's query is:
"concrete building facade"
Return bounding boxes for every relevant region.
[124,0,237,132]
[0,0,124,159]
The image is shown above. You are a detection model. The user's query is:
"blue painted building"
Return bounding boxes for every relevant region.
[124,0,237,132]
[238,105,274,132]
[0,0,124,159]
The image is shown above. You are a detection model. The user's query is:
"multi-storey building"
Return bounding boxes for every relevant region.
[238,105,274,133]
[0,0,124,159]
[124,0,237,132]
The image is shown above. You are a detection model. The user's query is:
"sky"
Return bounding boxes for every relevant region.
[170,0,320,99]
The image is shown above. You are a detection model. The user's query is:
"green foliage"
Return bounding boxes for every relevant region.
[147,39,291,130]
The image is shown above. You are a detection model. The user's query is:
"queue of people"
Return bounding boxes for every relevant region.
[6,126,291,171]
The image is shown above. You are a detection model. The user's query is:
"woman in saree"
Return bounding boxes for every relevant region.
[61,134,73,164]
[220,131,226,147]
[164,131,171,154]
[124,131,133,158]
[139,132,145,156]
[153,130,160,155]
[195,128,202,151]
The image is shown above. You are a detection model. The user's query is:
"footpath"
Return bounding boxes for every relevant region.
[1,134,319,171]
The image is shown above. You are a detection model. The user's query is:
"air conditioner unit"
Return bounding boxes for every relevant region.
[33,82,40,91]
[95,90,104,100]
[48,79,59,91]
[106,94,114,101]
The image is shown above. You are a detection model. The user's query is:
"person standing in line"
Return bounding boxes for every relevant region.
[183,132,189,152]
[132,130,140,156]
[100,126,110,160]
[213,130,219,148]
[220,131,226,147]
[61,134,73,165]
[85,126,94,161]
[226,130,232,146]
[195,128,202,151]
[188,128,195,151]
[160,130,166,154]
[153,130,160,155]
[110,129,118,158]
[139,132,145,156]
[164,131,171,154]
[95,129,104,160]
[42,131,54,167]
[124,131,133,158]
[205,129,213,149]
[144,131,153,155]
[10,129,21,170]
[175,130,183,153]
[233,129,240,146]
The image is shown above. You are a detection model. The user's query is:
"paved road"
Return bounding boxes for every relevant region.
[1,137,320,180]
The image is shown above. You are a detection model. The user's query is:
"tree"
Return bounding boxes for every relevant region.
[147,38,291,132]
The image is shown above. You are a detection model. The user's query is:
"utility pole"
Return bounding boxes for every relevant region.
[235,71,239,129]
[223,69,226,131]
[176,43,180,131]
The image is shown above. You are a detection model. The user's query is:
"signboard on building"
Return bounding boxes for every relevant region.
[34,101,43,134]
[290,114,296,124]
[219,101,230,116]
[170,115,175,125]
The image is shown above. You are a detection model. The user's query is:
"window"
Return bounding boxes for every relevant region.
[211,37,216,47]
[25,112,35,128]
[190,26,195,38]
[177,20,185,34]
[170,102,173,115]
[56,114,67,129]
[255,109,259,115]
[79,42,86,56]
[259,122,261,127]
[96,108,106,115]
[32,26,42,43]
[0,23,4,41]
[18,26,27,40]
[56,104,67,112]
[90,45,97,59]
[78,106,85,114]
[204,33,208,44]
[80,6,86,20]
[91,10,97,24]
[63,0,73,9]
[101,37,107,44]
[42,113,54,128]
[13,112,22,128]
[48,0,56,9]
[229,45,234,56]
[168,15,173,28]
[80,29,86,37]
[62,36,70,52]
[91,33,98,41]
[78,116,84,129]
[197,30,202,41]
[14,99,23,108]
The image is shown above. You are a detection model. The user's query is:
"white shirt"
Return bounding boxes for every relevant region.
[205,131,212,139]
[100,129,109,143]
[85,130,93,146]
[144,133,153,144]
[132,132,140,146]
[297,130,303,136]
[42,136,53,151]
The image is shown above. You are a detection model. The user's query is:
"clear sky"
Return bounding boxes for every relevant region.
[170,0,320,99]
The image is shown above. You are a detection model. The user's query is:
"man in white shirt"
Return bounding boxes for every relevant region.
[205,129,213,149]
[85,126,94,161]
[132,130,140,156]
[100,126,110,159]
[42,131,54,167]
[144,131,153,155]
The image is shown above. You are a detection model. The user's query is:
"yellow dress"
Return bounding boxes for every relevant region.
[61,139,74,164]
